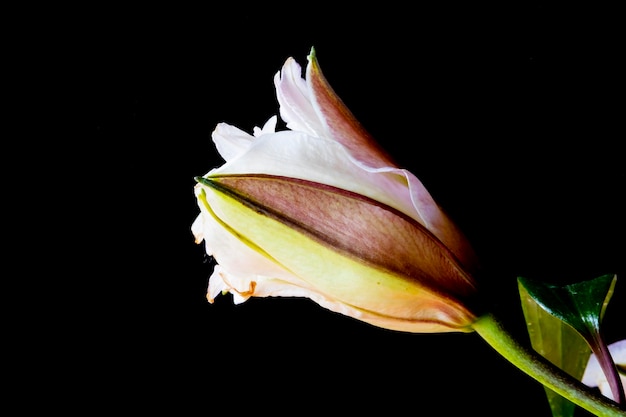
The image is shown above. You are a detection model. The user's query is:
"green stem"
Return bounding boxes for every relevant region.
[472,313,625,416]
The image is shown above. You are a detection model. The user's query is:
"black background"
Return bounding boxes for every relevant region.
[34,3,626,415]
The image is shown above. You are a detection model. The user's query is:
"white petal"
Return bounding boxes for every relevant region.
[274,57,325,136]
[207,265,231,303]
[211,122,256,162]
[191,214,204,244]
[253,115,278,137]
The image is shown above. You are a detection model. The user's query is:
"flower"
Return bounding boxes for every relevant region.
[582,339,626,401]
[192,48,483,333]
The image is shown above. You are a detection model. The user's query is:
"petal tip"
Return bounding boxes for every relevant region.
[307,46,319,71]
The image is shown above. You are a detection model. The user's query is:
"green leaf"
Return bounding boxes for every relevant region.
[518,274,622,414]
[517,275,616,339]
[518,282,591,417]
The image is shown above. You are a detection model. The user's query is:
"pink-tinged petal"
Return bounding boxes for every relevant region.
[402,170,481,273]
[306,48,397,168]
[343,157,480,273]
[209,131,480,273]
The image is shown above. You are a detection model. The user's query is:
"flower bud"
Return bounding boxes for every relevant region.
[193,48,483,332]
